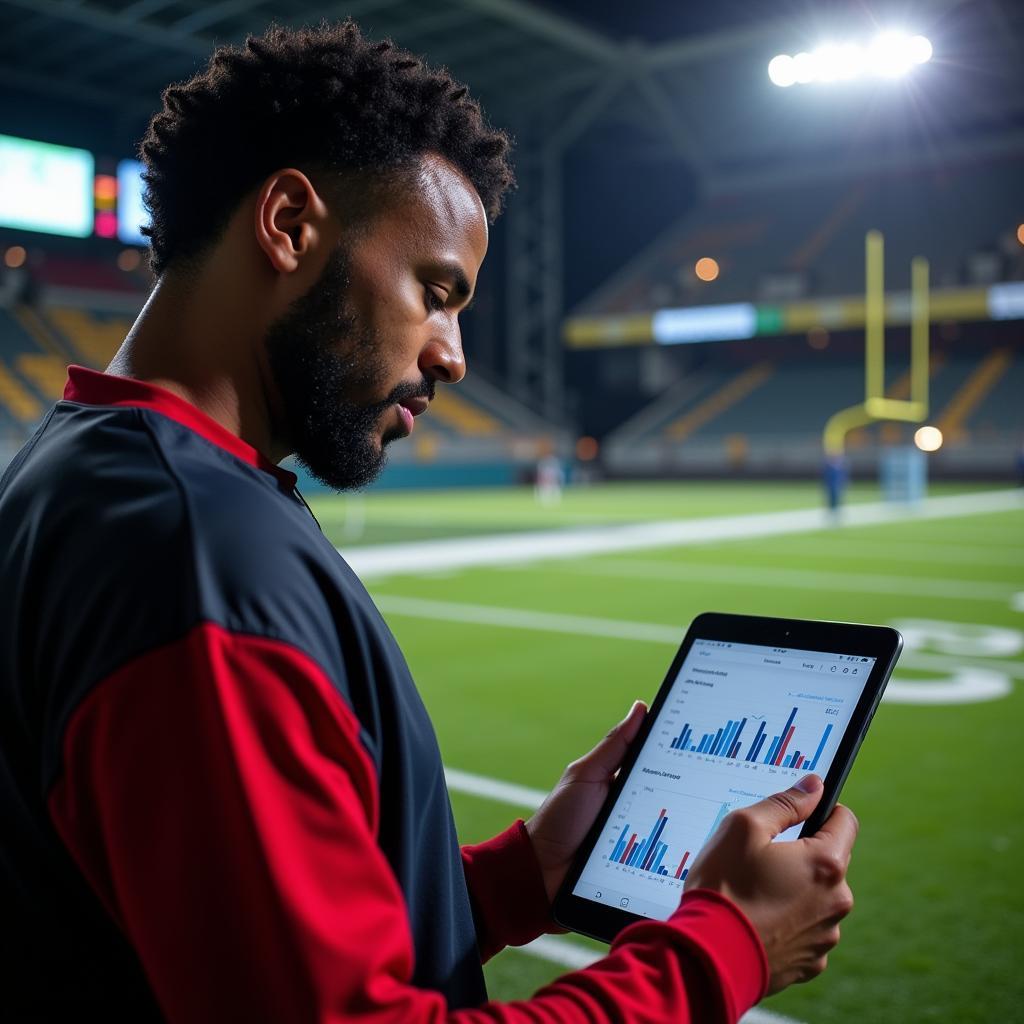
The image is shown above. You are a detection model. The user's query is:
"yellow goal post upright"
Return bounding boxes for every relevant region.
[823,229,931,458]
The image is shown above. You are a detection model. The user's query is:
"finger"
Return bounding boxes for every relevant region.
[742,774,824,840]
[572,701,647,779]
[809,803,859,863]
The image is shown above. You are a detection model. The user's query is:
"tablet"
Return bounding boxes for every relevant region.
[552,612,902,942]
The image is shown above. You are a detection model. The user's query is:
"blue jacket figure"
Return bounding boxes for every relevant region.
[823,454,850,515]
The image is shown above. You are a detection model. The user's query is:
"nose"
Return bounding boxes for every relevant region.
[419,324,466,385]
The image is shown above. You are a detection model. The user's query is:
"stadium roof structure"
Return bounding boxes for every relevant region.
[0,0,1021,182]
[1,0,1022,422]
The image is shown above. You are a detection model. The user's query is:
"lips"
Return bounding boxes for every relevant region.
[400,397,429,418]
[395,396,429,436]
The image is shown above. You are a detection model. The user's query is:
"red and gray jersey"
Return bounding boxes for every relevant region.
[0,365,768,1023]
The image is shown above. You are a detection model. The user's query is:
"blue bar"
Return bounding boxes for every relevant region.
[773,707,799,764]
[728,717,747,758]
[670,737,678,749]
[783,754,793,767]
[725,721,739,755]
[747,720,766,760]
[642,815,669,870]
[697,734,710,753]
[659,866,668,875]
[651,842,668,874]
[721,721,736,754]
[752,733,768,760]
[634,813,664,870]
[809,724,834,771]
[610,824,630,862]
[710,726,725,755]
[764,735,780,764]
[704,801,731,845]
[690,744,697,751]
[626,842,643,867]
[681,867,689,881]
[715,720,736,757]
[680,726,691,749]
[631,836,653,869]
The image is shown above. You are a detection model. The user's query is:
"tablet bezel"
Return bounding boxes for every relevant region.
[551,611,902,943]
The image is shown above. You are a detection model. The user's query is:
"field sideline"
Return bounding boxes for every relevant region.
[309,482,1024,1024]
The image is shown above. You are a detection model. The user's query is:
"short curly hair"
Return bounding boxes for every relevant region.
[139,19,515,275]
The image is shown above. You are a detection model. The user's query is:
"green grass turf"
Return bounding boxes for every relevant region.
[309,482,1024,1024]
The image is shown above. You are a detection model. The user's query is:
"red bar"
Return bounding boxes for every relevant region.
[794,755,804,769]
[774,724,796,766]
[620,834,638,864]
[659,808,666,819]
[674,850,691,879]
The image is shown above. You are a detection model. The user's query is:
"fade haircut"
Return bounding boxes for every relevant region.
[139,19,514,275]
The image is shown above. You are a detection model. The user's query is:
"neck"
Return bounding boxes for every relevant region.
[107,269,288,463]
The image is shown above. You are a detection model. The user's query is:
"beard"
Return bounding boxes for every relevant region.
[265,244,433,491]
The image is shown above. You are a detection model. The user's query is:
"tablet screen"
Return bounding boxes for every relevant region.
[571,638,877,921]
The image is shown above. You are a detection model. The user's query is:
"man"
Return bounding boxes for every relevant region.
[0,20,857,1022]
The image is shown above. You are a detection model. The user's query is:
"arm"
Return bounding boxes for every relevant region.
[461,820,555,963]
[49,623,767,1024]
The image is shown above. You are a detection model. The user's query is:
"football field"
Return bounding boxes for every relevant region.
[311,481,1024,1024]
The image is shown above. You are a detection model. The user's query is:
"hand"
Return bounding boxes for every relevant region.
[685,775,858,994]
[525,701,647,903]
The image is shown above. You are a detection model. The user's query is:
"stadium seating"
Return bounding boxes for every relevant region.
[575,160,1022,317]
[46,307,132,367]
[604,339,1020,477]
[0,294,567,488]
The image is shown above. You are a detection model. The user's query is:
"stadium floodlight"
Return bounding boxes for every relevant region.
[768,31,932,87]
[914,426,943,452]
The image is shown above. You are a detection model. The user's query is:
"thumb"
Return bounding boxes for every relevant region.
[572,701,646,780]
[746,774,824,840]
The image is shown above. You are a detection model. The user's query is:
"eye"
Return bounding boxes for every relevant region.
[425,287,447,313]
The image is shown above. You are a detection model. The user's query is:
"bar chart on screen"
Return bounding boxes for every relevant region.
[666,706,835,770]
[574,639,874,920]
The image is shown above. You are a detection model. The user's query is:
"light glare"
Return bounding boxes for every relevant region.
[914,426,943,452]
[768,54,796,87]
[768,32,931,86]
[695,257,720,282]
[792,51,816,83]
[835,44,866,79]
[908,35,933,64]
[869,31,914,77]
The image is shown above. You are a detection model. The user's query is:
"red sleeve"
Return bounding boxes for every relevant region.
[48,622,769,1024]
[461,820,555,962]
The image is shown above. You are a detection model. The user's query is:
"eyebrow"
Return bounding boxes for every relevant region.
[436,262,476,310]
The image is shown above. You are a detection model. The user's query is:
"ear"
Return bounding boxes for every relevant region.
[253,168,331,275]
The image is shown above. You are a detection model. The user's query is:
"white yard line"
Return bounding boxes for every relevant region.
[345,489,1023,579]
[563,559,1019,602]
[378,595,1024,681]
[444,767,548,810]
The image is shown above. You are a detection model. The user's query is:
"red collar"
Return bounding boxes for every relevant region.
[63,365,297,489]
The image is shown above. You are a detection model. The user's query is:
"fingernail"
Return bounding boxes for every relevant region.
[624,700,643,721]
[795,774,822,793]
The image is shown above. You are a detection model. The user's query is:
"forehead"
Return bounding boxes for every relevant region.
[370,154,488,268]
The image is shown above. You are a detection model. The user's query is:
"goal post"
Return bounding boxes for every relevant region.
[823,231,930,458]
